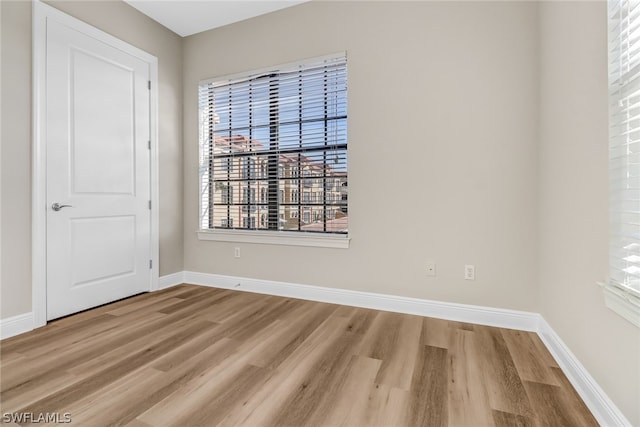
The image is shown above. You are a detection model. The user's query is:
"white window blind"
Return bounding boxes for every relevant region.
[199,53,348,235]
[608,0,640,310]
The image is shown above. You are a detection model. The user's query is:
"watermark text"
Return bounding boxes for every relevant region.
[2,412,72,424]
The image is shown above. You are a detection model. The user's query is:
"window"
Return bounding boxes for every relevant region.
[242,158,256,180]
[242,187,256,213]
[260,161,267,179]
[198,53,349,247]
[606,0,640,327]
[221,185,233,205]
[242,217,256,229]
[222,157,234,172]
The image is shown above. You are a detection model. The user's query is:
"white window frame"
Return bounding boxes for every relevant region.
[197,53,349,249]
[604,0,640,327]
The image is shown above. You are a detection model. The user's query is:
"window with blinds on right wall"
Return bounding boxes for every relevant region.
[605,0,640,327]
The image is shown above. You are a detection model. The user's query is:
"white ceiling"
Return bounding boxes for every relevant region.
[124,0,310,37]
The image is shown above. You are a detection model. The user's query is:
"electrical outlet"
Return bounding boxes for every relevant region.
[426,261,436,277]
[464,264,475,280]
[234,247,241,258]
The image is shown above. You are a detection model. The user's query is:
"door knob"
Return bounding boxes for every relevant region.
[52,203,73,211]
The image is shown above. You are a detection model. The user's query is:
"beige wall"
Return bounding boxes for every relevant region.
[1,0,32,318]
[184,2,538,310]
[0,0,184,319]
[538,2,640,425]
[183,1,540,311]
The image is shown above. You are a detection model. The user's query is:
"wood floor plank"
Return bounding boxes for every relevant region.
[359,311,403,360]
[1,315,123,393]
[165,364,271,427]
[1,309,170,391]
[357,310,424,392]
[105,293,188,317]
[320,355,382,426]
[372,314,423,390]
[222,298,300,342]
[2,286,188,351]
[0,371,81,414]
[529,332,560,369]
[268,329,366,426]
[58,296,223,377]
[448,320,476,331]
[407,344,449,427]
[140,300,332,425]
[56,367,168,427]
[168,285,225,300]
[501,328,560,386]
[247,301,338,369]
[475,326,534,418]
[420,316,450,349]
[363,384,410,427]
[157,288,234,316]
[95,336,242,427]
[492,409,534,427]
[201,291,266,324]
[548,367,600,427]
[216,315,351,427]
[523,380,598,427]
[1,313,119,358]
[0,285,599,427]
[342,307,379,335]
[123,419,154,427]
[3,289,192,363]
[447,328,494,427]
[0,351,26,368]
[14,320,214,416]
[137,318,298,426]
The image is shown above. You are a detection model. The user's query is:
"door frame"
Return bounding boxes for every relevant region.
[32,1,159,328]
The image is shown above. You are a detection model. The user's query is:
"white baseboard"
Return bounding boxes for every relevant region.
[0,312,34,340]
[537,318,632,427]
[182,271,540,331]
[158,271,185,289]
[178,270,630,426]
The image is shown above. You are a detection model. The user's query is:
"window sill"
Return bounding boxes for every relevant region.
[598,281,640,328]
[197,229,350,249]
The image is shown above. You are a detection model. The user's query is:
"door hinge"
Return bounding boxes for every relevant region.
[148,80,151,90]
[149,259,153,269]
[148,140,151,150]
[148,200,152,210]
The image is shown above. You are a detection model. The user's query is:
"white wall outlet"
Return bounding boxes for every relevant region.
[426,261,436,277]
[234,247,241,258]
[464,264,475,280]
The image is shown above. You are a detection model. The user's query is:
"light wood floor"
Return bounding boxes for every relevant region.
[1,285,598,427]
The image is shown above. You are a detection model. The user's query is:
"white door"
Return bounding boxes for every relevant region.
[45,19,152,320]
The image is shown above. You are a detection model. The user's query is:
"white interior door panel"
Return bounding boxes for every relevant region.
[45,19,151,320]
